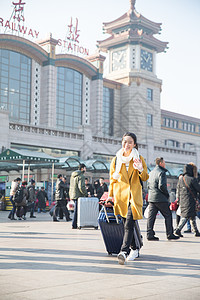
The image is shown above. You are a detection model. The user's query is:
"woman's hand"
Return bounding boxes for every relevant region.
[106,196,113,204]
[133,158,143,172]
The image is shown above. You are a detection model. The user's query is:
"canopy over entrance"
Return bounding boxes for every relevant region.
[0,149,59,201]
[0,149,59,164]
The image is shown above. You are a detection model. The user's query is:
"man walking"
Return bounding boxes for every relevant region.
[53,174,71,222]
[147,157,179,240]
[37,187,48,213]
[28,179,36,218]
[69,164,87,229]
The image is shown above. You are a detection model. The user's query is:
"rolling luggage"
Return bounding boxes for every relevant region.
[98,205,124,255]
[77,197,99,229]
[98,204,143,255]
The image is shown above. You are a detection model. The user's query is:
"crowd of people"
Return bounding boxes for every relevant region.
[7,170,108,225]
[8,178,48,220]
[6,131,200,266]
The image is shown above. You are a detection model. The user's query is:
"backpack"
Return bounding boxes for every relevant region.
[14,187,24,204]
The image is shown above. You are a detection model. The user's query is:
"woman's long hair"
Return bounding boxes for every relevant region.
[122,132,138,149]
[188,162,198,178]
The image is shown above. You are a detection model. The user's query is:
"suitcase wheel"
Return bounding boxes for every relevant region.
[94,226,98,230]
[78,226,81,230]
[108,252,112,255]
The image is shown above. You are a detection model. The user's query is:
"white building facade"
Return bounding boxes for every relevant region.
[0,1,199,181]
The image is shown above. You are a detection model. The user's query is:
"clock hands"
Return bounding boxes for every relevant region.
[118,51,124,62]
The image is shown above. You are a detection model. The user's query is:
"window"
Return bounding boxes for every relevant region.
[147,88,153,101]
[0,49,31,124]
[182,121,196,132]
[147,114,153,127]
[165,140,180,148]
[163,117,179,129]
[56,67,82,130]
[183,143,194,150]
[102,87,114,136]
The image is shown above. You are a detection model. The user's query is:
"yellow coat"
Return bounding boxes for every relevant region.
[108,156,149,220]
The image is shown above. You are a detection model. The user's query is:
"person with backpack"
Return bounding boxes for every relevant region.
[8,177,21,220]
[107,132,149,265]
[27,179,37,218]
[15,181,29,220]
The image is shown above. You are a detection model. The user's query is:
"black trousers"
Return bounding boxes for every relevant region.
[120,205,137,255]
[53,200,70,221]
[147,202,173,238]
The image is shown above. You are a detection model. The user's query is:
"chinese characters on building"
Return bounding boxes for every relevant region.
[58,17,89,56]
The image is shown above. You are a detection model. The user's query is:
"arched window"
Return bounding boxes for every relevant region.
[165,139,180,148]
[0,49,31,124]
[183,143,194,151]
[56,67,82,130]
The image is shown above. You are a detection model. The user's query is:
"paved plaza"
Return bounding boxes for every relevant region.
[0,211,200,300]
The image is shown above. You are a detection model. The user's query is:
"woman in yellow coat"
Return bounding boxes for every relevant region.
[107,132,149,265]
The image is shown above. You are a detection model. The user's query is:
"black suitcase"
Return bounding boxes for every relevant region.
[98,206,143,255]
[98,206,124,255]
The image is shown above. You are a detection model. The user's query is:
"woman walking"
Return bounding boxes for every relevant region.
[175,163,200,237]
[107,132,149,265]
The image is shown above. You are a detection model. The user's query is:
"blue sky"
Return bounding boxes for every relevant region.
[1,0,200,118]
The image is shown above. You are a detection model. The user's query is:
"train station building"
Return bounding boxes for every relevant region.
[0,0,200,194]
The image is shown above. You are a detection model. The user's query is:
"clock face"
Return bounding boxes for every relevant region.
[140,49,153,72]
[112,49,127,71]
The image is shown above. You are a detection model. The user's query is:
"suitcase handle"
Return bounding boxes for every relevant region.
[103,205,120,224]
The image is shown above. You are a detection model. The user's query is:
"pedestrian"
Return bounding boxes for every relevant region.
[53,174,71,222]
[147,157,179,241]
[15,181,28,220]
[37,187,48,213]
[174,163,200,237]
[8,177,21,220]
[85,178,94,197]
[99,177,108,193]
[69,164,87,229]
[58,176,70,220]
[27,179,36,218]
[107,132,149,265]
[94,179,104,199]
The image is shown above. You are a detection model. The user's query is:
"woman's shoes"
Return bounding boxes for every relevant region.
[117,252,127,265]
[127,249,139,261]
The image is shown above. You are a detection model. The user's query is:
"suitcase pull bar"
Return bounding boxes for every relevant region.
[103,205,120,224]
[103,205,110,223]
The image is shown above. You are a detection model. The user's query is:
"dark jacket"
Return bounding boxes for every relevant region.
[94,182,104,200]
[37,190,48,209]
[100,182,108,193]
[16,186,28,207]
[86,183,94,196]
[176,164,200,218]
[148,165,169,203]
[27,184,36,203]
[55,179,67,201]
[69,170,87,200]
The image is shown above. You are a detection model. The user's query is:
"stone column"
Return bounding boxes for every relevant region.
[80,125,93,160]
[0,109,9,151]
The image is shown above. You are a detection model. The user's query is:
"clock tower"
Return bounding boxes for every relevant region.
[97,0,168,148]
